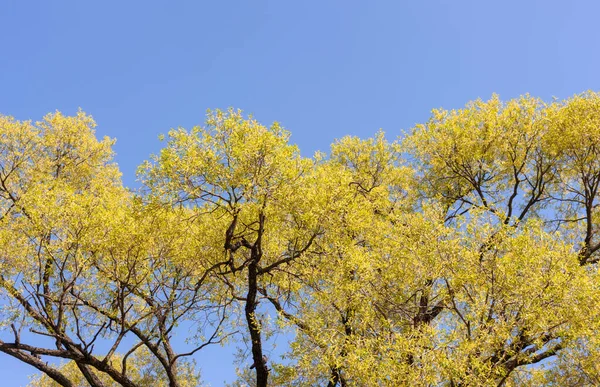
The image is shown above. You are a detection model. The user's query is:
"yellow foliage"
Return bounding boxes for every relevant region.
[1,93,600,386]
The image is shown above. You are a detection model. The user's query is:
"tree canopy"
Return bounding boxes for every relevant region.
[1,92,600,386]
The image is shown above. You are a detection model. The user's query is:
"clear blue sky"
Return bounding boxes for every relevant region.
[1,1,599,385]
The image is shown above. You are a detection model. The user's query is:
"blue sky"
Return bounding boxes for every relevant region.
[1,1,599,385]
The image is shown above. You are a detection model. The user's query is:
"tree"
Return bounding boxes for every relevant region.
[0,112,228,387]
[0,92,599,386]
[140,109,325,387]
[400,92,600,385]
